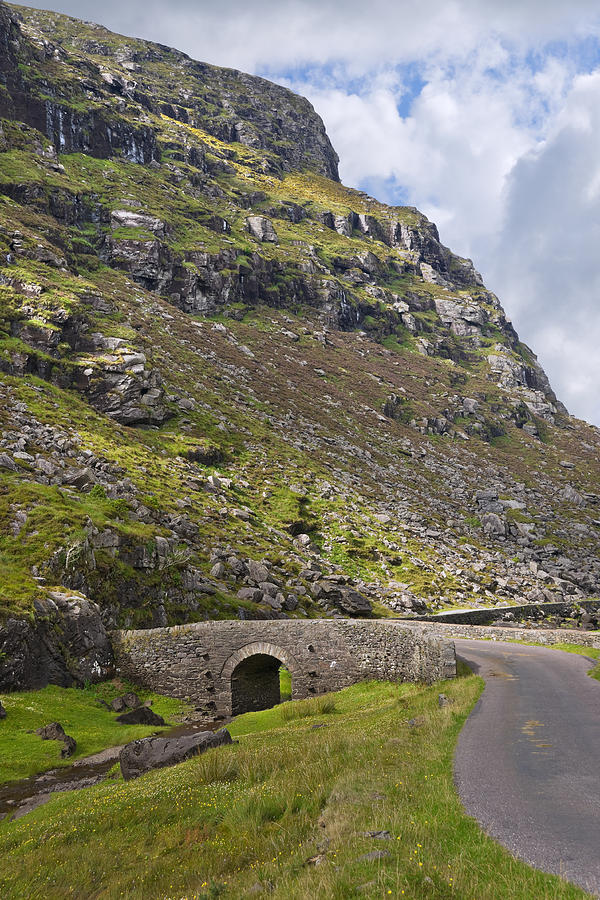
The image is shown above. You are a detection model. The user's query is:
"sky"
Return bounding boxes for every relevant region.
[11,0,600,426]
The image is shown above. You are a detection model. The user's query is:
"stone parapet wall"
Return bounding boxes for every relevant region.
[112,620,456,717]
[406,599,600,627]
[415,622,600,650]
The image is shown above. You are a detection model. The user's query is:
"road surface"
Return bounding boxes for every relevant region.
[454,639,600,897]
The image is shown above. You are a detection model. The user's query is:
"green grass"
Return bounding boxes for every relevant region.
[546,643,600,681]
[0,676,590,899]
[279,693,337,721]
[0,681,190,784]
[279,666,291,701]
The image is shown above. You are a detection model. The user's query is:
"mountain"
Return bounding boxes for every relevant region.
[1,1,599,685]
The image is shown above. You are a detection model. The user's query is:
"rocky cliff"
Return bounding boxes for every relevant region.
[0,1,599,687]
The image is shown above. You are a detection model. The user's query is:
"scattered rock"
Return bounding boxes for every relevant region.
[305,853,327,867]
[282,593,299,611]
[237,587,264,603]
[60,735,77,758]
[481,512,506,536]
[116,707,166,726]
[561,484,586,507]
[248,559,270,585]
[227,556,248,578]
[61,467,97,491]
[35,722,67,741]
[337,588,372,616]
[35,721,76,757]
[0,453,17,471]
[122,692,142,709]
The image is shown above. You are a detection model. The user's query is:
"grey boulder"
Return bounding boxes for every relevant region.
[337,589,372,616]
[111,692,141,712]
[122,691,142,709]
[36,722,67,741]
[119,729,233,780]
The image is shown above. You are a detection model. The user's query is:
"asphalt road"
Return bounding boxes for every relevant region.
[454,639,600,897]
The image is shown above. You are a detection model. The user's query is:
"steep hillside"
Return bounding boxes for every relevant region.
[0,1,599,664]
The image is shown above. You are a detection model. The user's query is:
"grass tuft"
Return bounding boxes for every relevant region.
[280,694,337,721]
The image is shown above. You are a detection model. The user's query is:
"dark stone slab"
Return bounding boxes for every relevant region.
[116,707,165,726]
[119,729,233,780]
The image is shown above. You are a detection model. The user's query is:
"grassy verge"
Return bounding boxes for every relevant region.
[545,643,600,680]
[0,680,191,784]
[0,675,590,899]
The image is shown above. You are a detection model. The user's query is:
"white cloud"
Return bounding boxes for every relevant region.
[13,0,600,71]
[489,70,600,425]
[297,50,542,255]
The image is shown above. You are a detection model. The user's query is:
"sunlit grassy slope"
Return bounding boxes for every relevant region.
[0,676,590,899]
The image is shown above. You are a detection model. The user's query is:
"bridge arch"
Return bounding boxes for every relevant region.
[221,641,300,715]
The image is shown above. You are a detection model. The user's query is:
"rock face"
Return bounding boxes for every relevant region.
[0,593,113,692]
[0,4,159,165]
[246,216,278,243]
[119,729,233,780]
[0,3,338,180]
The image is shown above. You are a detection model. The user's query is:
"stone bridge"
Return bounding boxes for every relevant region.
[112,619,456,718]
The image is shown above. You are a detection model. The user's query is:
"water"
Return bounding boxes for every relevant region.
[0,718,227,821]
